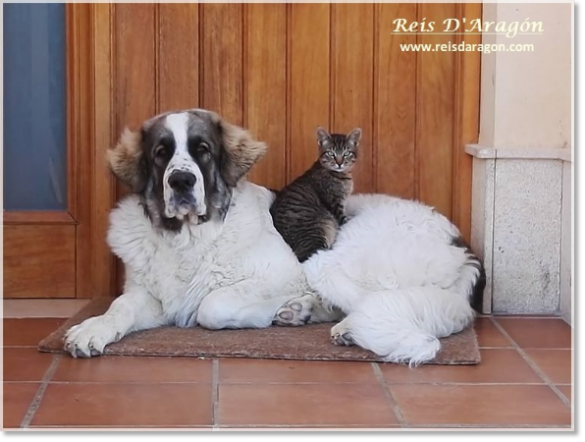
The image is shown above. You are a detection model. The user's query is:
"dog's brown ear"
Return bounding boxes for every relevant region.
[106,128,148,193]
[212,114,267,187]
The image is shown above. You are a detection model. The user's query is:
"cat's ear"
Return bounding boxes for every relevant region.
[316,127,331,149]
[346,128,362,146]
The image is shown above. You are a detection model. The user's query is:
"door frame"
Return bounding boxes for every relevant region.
[452,1,482,242]
[3,4,116,299]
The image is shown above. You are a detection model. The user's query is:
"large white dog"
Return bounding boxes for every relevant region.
[64,109,484,366]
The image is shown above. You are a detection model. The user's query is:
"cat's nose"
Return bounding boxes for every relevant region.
[336,157,344,166]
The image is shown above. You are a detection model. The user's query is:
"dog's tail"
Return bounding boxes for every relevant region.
[345,252,484,366]
[304,233,486,366]
[309,251,483,366]
[342,285,475,366]
[450,236,486,314]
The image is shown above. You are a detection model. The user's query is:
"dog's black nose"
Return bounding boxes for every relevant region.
[168,171,196,191]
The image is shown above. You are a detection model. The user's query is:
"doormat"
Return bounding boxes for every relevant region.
[38,297,480,365]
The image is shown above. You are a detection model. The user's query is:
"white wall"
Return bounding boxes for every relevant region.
[470,2,572,321]
[479,2,572,149]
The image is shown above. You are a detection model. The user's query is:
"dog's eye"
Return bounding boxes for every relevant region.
[197,142,210,153]
[155,145,168,158]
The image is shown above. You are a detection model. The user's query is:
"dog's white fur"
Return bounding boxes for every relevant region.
[65,111,336,358]
[64,110,479,365]
[65,180,319,356]
[304,194,479,366]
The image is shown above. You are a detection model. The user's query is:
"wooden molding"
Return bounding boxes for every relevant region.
[452,2,482,243]
[67,3,116,299]
[92,2,117,299]
[3,211,77,225]
[4,224,76,298]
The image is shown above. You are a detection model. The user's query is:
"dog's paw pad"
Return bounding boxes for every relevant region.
[273,294,314,327]
[330,321,354,346]
[331,331,354,346]
[288,302,303,312]
[278,311,294,321]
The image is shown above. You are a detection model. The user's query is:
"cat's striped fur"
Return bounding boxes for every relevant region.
[270,127,362,262]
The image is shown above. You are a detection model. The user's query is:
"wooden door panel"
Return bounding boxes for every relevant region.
[114,3,156,132]
[158,3,200,111]
[200,3,243,125]
[416,3,457,218]
[4,225,76,298]
[112,4,157,293]
[288,3,331,182]
[331,3,374,194]
[375,3,417,199]
[244,3,287,190]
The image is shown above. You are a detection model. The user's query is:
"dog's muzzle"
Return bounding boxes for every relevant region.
[167,170,199,218]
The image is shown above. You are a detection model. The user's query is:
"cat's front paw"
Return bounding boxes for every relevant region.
[339,214,354,226]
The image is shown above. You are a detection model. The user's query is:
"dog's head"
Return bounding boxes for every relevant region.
[107,109,267,230]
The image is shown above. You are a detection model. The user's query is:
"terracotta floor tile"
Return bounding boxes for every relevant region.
[3,348,55,382]
[3,383,40,428]
[391,384,571,426]
[29,425,213,429]
[31,383,212,427]
[524,349,572,384]
[557,385,572,402]
[52,355,212,383]
[495,318,572,349]
[3,318,65,347]
[219,383,397,427]
[475,317,513,347]
[220,359,376,384]
[380,349,542,384]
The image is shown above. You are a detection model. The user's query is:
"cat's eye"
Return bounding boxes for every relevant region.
[326,152,335,157]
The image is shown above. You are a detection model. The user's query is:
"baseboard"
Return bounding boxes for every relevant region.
[2,299,91,318]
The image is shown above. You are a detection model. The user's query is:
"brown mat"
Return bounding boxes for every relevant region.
[38,297,480,364]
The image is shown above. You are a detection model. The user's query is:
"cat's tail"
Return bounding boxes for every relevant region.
[337,286,475,366]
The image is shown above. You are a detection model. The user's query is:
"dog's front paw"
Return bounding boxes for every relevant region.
[64,316,122,358]
[330,320,354,346]
[273,294,314,326]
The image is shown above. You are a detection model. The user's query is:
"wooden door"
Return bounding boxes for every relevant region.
[3,3,481,299]
[3,4,115,299]
[107,2,480,229]
[104,3,480,292]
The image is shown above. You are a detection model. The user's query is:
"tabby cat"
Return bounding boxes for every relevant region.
[270,127,362,263]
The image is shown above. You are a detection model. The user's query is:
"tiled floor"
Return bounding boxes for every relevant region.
[2,316,573,430]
